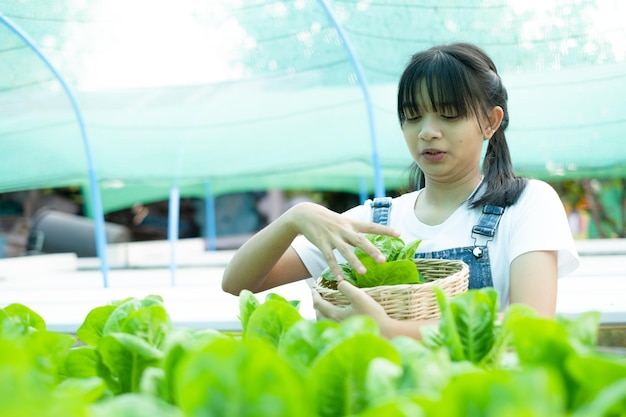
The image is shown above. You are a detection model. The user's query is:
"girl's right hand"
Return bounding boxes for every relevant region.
[283,202,401,281]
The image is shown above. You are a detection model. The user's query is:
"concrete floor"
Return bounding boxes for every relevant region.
[0,238,624,333]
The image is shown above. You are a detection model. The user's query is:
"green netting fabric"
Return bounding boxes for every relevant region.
[1,0,625,212]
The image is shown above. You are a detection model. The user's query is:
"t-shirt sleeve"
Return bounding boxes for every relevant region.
[290,202,372,279]
[506,180,580,277]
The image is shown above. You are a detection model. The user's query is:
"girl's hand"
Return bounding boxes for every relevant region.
[312,280,390,326]
[285,202,400,281]
[313,280,429,340]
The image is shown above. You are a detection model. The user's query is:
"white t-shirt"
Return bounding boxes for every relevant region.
[292,179,580,310]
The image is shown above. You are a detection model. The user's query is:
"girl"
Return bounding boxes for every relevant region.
[222,43,579,339]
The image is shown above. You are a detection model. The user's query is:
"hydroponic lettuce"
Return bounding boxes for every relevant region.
[318,234,424,289]
[1,288,626,417]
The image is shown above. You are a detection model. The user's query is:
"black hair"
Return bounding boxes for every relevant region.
[397,43,526,208]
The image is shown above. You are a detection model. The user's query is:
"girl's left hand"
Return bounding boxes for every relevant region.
[312,280,390,325]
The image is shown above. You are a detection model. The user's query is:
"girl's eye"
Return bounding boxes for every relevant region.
[439,107,459,119]
[404,112,421,122]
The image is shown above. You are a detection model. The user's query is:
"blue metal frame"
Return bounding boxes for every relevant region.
[316,0,386,198]
[205,182,217,251]
[168,186,180,285]
[0,13,110,286]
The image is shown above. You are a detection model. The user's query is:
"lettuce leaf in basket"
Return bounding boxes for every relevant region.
[396,238,423,261]
[319,235,424,288]
[354,234,406,261]
[355,257,422,287]
[320,263,357,288]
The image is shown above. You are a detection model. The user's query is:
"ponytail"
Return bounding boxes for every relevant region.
[470,68,526,208]
[472,128,526,208]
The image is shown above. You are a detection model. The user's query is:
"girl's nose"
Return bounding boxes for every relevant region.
[418,115,441,141]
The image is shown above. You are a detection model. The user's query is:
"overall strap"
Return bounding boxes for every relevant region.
[471,205,505,243]
[371,197,392,226]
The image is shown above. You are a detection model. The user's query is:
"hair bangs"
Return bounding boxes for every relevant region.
[397,50,479,123]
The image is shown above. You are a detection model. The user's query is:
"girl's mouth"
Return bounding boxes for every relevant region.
[421,149,446,162]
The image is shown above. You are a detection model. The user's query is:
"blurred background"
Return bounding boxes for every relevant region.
[1,0,625,258]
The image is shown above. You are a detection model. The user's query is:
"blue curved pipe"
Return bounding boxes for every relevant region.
[168,186,180,285]
[0,13,110,286]
[316,0,386,198]
[205,182,217,251]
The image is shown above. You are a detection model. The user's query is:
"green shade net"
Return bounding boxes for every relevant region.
[1,0,625,214]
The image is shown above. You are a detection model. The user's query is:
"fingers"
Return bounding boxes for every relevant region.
[337,280,367,302]
[317,228,380,279]
[318,244,347,280]
[313,282,388,325]
[337,280,387,319]
[291,202,400,279]
[357,222,402,238]
[310,289,326,320]
[311,289,347,322]
[332,228,392,276]
[346,231,387,266]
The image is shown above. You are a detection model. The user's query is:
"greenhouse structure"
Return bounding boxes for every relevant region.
[0,1,625,415]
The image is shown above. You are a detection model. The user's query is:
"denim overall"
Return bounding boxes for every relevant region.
[370,197,504,290]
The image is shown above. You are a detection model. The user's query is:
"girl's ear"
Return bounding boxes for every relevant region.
[485,106,504,138]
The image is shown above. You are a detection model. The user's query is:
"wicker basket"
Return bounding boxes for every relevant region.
[313,258,469,321]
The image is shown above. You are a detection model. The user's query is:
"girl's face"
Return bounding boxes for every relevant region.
[401,87,500,185]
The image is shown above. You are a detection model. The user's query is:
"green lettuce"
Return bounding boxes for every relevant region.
[320,234,423,288]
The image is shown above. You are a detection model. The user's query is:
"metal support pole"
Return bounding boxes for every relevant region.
[0,13,110,286]
[204,182,217,251]
[316,0,385,198]
[168,186,180,286]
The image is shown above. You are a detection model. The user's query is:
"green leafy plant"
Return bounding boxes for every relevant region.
[68,295,172,395]
[319,234,423,288]
[1,286,626,417]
